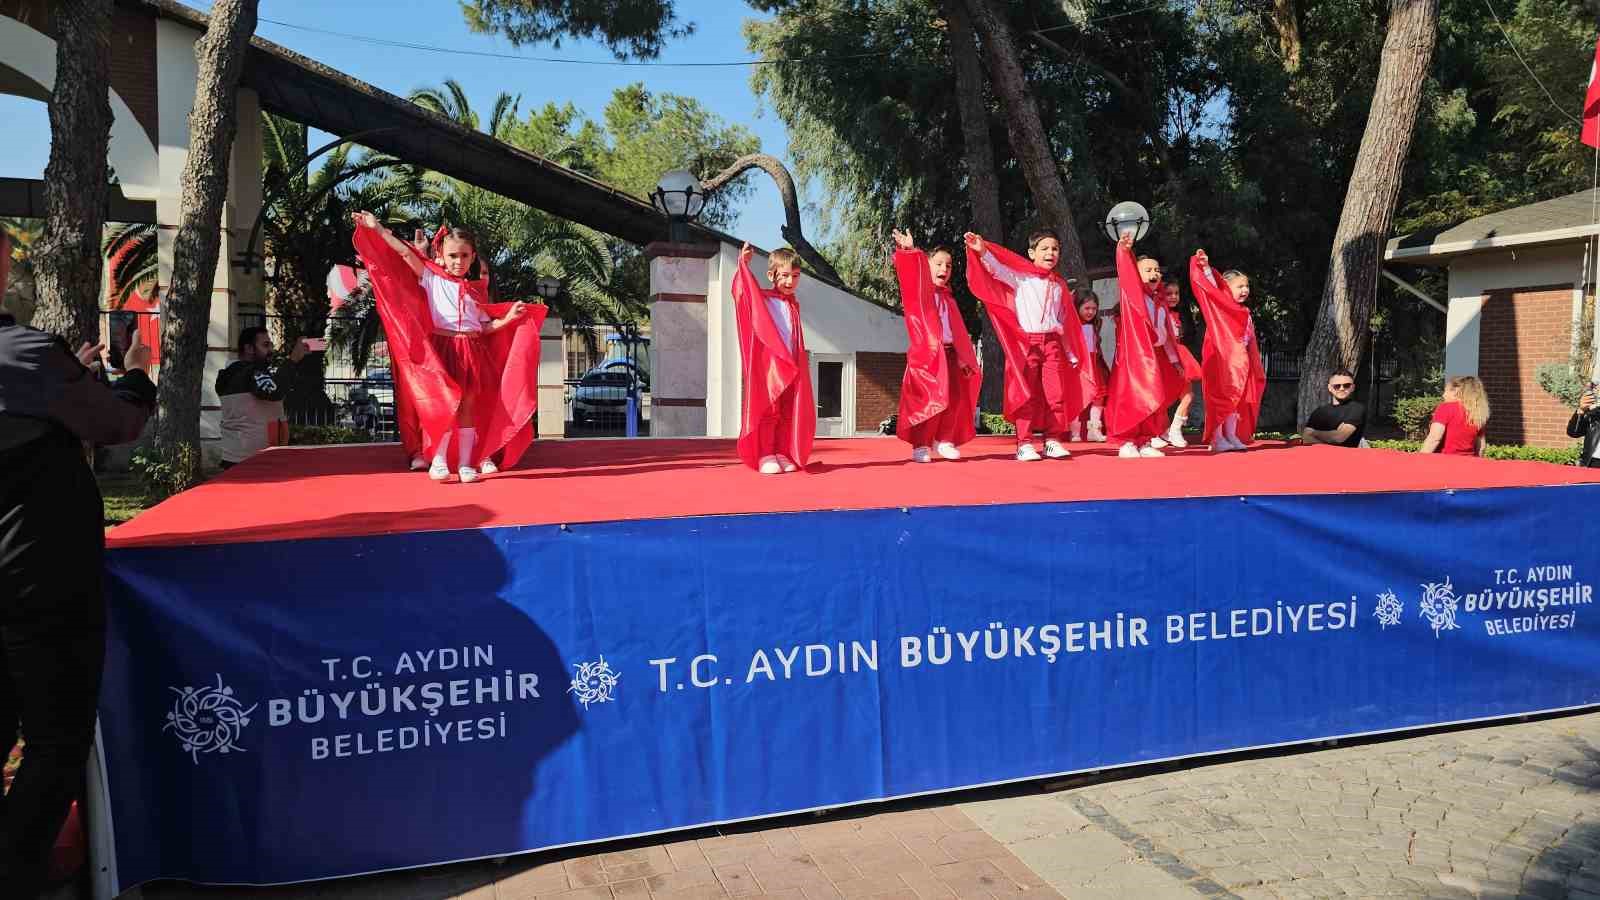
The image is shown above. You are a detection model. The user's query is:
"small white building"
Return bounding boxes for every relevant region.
[1386,189,1598,447]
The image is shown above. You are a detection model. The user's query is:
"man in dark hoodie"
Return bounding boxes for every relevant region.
[0,226,157,897]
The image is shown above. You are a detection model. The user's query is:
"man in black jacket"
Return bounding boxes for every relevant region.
[1567,384,1600,467]
[0,242,156,896]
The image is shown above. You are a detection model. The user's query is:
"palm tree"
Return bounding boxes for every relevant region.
[0,217,40,325]
[104,222,158,309]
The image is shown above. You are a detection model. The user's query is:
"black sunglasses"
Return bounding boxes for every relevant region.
[1329,383,1355,390]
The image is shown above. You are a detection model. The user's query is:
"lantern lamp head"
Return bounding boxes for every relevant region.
[1103,201,1151,243]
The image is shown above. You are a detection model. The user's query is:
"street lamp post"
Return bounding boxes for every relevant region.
[649,169,707,244]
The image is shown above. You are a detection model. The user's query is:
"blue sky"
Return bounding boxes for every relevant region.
[0,1,799,248]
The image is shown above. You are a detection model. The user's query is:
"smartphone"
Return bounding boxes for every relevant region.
[303,338,328,352]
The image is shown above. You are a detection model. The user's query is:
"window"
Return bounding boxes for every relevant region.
[817,361,843,419]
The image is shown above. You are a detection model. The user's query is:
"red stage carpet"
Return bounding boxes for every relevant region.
[108,437,1600,549]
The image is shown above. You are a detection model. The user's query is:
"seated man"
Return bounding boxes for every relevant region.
[1302,369,1367,448]
[216,326,308,469]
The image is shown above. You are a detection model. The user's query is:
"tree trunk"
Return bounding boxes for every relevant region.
[1271,0,1303,73]
[155,0,260,485]
[944,0,1006,412]
[31,0,113,346]
[962,0,1088,285]
[1296,0,1438,426]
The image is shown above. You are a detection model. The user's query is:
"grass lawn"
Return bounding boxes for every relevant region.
[99,472,151,528]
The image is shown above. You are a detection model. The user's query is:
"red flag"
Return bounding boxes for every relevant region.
[1583,37,1600,148]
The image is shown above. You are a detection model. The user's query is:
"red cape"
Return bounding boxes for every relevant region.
[964,241,1093,429]
[1106,242,1186,436]
[1164,311,1203,382]
[893,248,981,445]
[732,258,815,469]
[1189,255,1266,440]
[352,223,546,468]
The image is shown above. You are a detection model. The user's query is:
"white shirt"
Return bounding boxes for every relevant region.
[421,268,489,333]
[766,295,796,353]
[1147,297,1179,362]
[933,287,955,344]
[1081,323,1098,356]
[981,252,1062,334]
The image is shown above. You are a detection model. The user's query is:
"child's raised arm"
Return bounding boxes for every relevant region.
[732,242,763,308]
[352,211,425,280]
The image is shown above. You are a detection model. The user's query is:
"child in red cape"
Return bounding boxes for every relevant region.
[963,229,1093,461]
[1188,251,1265,452]
[351,212,545,483]
[1151,280,1203,449]
[890,229,981,462]
[1107,232,1189,458]
[1070,289,1109,443]
[732,242,815,474]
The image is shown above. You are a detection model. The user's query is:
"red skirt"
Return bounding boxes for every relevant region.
[428,331,492,404]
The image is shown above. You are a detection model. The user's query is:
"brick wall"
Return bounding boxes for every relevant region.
[1476,284,1576,448]
[3,2,160,147]
[856,351,904,433]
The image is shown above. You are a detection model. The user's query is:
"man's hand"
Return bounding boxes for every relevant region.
[1583,389,1596,413]
[122,329,151,373]
[75,341,106,369]
[891,228,915,251]
[963,232,986,255]
[738,242,754,267]
[288,338,310,364]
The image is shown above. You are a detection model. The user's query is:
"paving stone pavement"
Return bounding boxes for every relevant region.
[134,711,1600,900]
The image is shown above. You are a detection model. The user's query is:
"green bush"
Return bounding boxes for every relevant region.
[1535,362,1588,411]
[130,444,201,501]
[1392,395,1441,440]
[290,425,373,445]
[978,412,1015,436]
[1368,439,1579,465]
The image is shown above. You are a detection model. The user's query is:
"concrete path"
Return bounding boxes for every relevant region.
[135,710,1600,900]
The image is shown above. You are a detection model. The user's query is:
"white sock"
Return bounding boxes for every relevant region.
[457,427,478,468]
[1089,407,1103,427]
[430,432,452,469]
[1223,414,1241,445]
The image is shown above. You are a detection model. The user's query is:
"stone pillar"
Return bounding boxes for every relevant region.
[538,315,565,440]
[646,241,718,437]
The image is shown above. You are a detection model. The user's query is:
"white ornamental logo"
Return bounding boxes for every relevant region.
[163,674,257,764]
[1374,589,1404,629]
[1418,577,1461,637]
[568,657,620,709]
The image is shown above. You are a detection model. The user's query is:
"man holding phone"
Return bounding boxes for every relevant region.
[215,326,312,469]
[1567,381,1600,467]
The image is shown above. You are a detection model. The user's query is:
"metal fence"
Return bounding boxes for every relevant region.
[564,324,651,438]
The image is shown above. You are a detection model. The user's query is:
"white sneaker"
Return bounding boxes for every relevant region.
[1139,444,1165,458]
[912,446,933,463]
[458,466,480,484]
[1118,442,1141,459]
[758,455,782,475]
[1149,436,1169,449]
[776,454,798,473]
[479,459,499,475]
[409,456,427,472]
[428,461,450,481]
[1165,430,1188,449]
[935,441,961,460]
[1016,443,1042,462]
[1086,424,1107,443]
[1043,439,1071,459]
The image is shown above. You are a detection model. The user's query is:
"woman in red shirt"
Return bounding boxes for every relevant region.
[1421,376,1491,457]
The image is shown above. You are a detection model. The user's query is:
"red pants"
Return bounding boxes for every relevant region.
[755,386,797,457]
[1014,334,1067,443]
[909,345,973,447]
[1114,410,1167,444]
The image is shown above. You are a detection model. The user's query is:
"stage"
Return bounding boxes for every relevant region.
[94,437,1600,893]
[106,436,1600,548]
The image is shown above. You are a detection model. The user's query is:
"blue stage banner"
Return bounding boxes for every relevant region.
[99,486,1600,890]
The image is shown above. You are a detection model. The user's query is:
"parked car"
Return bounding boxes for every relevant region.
[571,361,647,425]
